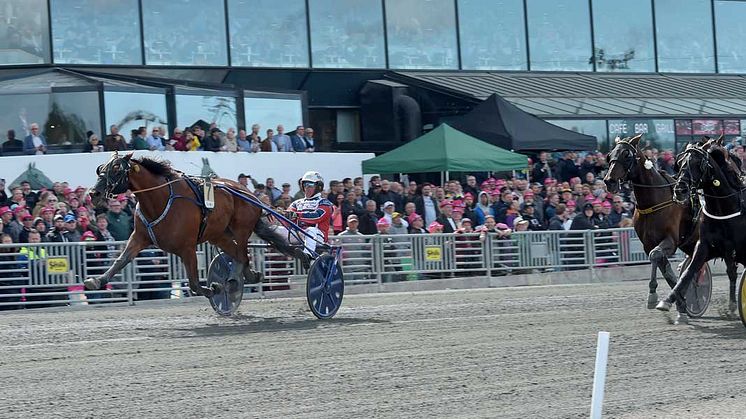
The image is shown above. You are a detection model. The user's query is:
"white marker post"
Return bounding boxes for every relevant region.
[590,331,610,419]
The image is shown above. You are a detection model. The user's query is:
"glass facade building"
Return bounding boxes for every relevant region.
[0,0,743,73]
[2,1,746,153]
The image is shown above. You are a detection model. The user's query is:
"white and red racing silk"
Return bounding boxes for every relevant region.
[288,193,333,240]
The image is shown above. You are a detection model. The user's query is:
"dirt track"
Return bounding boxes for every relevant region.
[1,280,745,418]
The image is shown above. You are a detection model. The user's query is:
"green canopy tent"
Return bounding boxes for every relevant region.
[362,124,528,180]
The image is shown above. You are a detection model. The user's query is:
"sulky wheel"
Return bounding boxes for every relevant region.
[306,254,344,319]
[206,253,244,316]
[684,260,712,318]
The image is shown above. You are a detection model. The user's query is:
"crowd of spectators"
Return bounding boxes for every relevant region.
[0,146,652,247]
[0,121,317,155]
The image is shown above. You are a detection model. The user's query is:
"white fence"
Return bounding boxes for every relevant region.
[0,228,675,310]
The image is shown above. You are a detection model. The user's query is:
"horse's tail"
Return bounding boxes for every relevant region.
[253,217,302,258]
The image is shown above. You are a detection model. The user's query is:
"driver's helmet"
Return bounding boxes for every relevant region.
[299,171,324,194]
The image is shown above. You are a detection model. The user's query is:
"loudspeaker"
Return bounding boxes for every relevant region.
[360,80,421,143]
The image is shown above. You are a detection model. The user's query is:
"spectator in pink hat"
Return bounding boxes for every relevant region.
[436,200,456,233]
[407,213,427,233]
[376,217,390,234]
[601,201,612,217]
[427,221,444,234]
[462,193,478,225]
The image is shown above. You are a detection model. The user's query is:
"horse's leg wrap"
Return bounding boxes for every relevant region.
[650,246,676,290]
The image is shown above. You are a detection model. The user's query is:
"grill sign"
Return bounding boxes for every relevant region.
[425,246,442,262]
[47,257,69,274]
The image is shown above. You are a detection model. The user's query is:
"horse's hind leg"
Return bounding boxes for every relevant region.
[210,234,260,285]
[179,249,215,298]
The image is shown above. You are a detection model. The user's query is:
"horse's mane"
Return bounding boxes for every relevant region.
[135,157,177,177]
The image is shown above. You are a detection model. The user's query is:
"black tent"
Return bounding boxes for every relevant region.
[450,93,597,151]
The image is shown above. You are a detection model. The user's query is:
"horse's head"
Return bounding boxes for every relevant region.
[603,134,642,193]
[708,136,744,189]
[674,141,713,204]
[91,152,135,206]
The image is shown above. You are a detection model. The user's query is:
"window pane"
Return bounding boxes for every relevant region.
[0,0,50,65]
[104,91,168,146]
[655,0,714,73]
[48,92,102,145]
[228,0,309,68]
[608,119,675,152]
[547,120,608,152]
[458,0,526,70]
[143,0,227,66]
[527,0,592,71]
[0,92,100,145]
[309,0,384,68]
[386,0,458,69]
[175,95,237,133]
[715,1,746,73]
[244,97,303,135]
[591,0,654,72]
[51,0,142,64]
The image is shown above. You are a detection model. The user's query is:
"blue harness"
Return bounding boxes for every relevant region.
[136,176,209,248]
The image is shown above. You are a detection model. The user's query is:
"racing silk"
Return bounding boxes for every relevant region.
[289,194,333,240]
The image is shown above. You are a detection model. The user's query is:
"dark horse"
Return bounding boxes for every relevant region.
[656,138,743,319]
[84,153,306,298]
[603,134,699,310]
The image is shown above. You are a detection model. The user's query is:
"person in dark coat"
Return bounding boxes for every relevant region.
[547,205,567,230]
[358,200,379,235]
[1,130,23,154]
[570,203,598,230]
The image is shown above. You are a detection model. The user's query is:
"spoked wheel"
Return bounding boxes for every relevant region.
[738,271,746,328]
[206,253,244,316]
[306,254,344,319]
[681,257,712,318]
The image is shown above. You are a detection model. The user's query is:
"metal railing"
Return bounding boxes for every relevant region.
[0,227,677,310]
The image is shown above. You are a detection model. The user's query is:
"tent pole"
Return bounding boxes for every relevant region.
[446,171,450,182]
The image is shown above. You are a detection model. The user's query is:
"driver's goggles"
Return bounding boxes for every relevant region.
[302,181,316,188]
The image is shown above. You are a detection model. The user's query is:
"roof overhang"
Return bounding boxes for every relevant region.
[388,71,746,119]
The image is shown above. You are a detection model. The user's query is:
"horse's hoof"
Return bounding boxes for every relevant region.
[656,300,672,312]
[84,277,101,290]
[674,313,689,325]
[209,282,222,295]
[244,270,262,285]
[647,292,659,309]
[730,301,738,314]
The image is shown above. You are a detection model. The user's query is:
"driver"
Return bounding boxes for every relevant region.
[286,171,333,255]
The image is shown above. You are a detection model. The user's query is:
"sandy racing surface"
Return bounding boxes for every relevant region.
[1,280,745,418]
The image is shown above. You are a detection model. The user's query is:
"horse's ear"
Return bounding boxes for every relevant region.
[717,134,725,146]
[614,136,621,144]
[629,134,642,146]
[123,152,134,161]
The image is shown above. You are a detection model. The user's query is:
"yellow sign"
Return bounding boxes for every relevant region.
[425,246,442,262]
[47,257,70,273]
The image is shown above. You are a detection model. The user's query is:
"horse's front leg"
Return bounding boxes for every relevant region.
[647,238,677,309]
[84,233,148,290]
[179,249,215,298]
[657,241,710,324]
[725,252,738,315]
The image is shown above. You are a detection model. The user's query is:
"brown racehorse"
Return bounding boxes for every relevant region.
[603,135,703,313]
[84,153,306,298]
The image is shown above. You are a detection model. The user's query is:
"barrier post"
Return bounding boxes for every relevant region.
[590,331,610,419]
